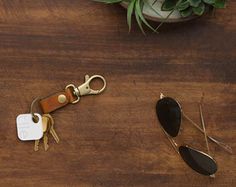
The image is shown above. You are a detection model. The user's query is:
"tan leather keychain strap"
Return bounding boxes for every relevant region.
[39,88,76,114]
[39,75,106,113]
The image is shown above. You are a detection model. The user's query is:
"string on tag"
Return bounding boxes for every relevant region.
[30,97,41,123]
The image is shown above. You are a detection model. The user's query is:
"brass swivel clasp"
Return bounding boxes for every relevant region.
[66,75,106,104]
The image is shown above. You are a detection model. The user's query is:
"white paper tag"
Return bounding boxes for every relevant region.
[16,113,43,141]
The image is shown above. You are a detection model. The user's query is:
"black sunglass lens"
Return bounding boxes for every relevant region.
[179,146,217,176]
[156,97,181,137]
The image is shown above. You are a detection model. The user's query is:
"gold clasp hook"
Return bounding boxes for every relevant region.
[66,75,106,104]
[78,75,106,96]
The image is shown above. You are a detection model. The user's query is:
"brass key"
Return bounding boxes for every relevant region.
[44,114,60,143]
[34,114,59,151]
[43,132,49,151]
[34,139,40,151]
[43,118,51,151]
[50,121,60,143]
[34,115,48,151]
[42,116,48,132]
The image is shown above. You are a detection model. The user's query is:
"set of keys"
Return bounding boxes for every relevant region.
[16,75,106,152]
[34,114,60,151]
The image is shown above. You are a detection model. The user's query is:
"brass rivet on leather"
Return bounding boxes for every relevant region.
[58,94,67,104]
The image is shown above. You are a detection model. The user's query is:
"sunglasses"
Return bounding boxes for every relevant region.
[156,93,232,177]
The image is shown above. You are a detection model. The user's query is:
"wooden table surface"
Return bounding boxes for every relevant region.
[0,1,235,186]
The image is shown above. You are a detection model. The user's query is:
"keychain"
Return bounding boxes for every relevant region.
[16,75,106,151]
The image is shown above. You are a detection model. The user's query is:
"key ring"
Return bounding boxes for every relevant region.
[30,97,41,122]
[66,74,106,104]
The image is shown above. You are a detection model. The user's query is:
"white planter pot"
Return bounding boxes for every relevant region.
[121,0,197,23]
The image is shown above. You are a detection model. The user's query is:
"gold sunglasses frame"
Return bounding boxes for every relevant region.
[158,93,232,177]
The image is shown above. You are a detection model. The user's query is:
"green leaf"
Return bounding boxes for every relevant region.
[188,0,201,7]
[177,0,190,11]
[135,0,156,32]
[193,2,205,15]
[213,0,226,8]
[180,7,193,17]
[203,0,216,5]
[127,0,136,32]
[134,7,145,34]
[161,0,179,11]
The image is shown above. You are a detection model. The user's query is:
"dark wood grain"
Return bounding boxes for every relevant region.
[0,0,235,186]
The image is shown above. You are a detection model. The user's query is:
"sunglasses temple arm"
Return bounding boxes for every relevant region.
[162,128,179,154]
[199,103,210,154]
[199,103,215,178]
[182,112,233,154]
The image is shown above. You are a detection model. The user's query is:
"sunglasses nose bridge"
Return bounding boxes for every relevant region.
[160,93,165,99]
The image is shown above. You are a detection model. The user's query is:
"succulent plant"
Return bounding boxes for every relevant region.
[162,0,226,17]
[94,0,226,32]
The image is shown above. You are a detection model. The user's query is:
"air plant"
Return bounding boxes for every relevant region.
[94,0,226,33]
